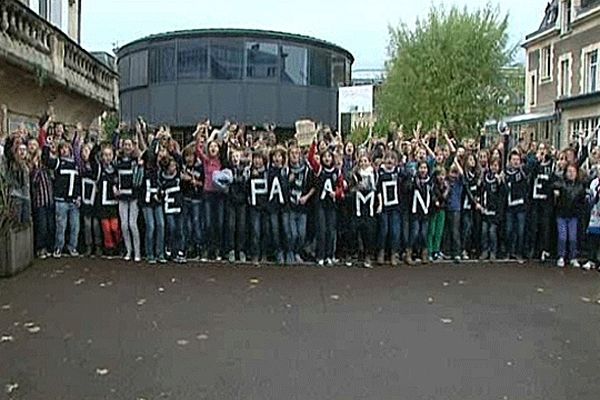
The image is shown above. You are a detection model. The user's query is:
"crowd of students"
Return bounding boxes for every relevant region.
[2,112,600,270]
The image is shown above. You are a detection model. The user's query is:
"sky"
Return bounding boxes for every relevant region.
[82,0,549,70]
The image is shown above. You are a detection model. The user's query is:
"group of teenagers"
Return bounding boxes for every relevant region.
[3,113,600,270]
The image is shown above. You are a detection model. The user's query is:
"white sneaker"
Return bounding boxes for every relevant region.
[541,251,550,262]
[556,258,565,268]
[124,254,131,262]
[570,259,581,268]
[134,257,142,263]
[582,261,595,271]
[326,258,334,267]
[317,259,325,267]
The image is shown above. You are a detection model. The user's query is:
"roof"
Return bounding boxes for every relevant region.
[117,28,354,62]
[556,91,600,109]
[525,0,559,41]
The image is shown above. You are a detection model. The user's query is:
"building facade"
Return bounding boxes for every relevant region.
[517,0,600,148]
[117,29,354,130]
[0,0,118,133]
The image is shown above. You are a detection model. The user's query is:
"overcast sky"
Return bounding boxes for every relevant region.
[82,0,548,69]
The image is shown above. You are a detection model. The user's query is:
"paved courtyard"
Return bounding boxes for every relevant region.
[1,260,600,399]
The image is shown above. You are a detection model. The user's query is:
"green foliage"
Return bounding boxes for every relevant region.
[379,3,515,138]
[0,166,15,237]
[102,112,119,142]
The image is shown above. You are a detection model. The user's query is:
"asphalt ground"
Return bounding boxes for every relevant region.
[1,259,600,400]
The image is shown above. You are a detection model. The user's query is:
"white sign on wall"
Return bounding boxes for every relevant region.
[338,85,374,114]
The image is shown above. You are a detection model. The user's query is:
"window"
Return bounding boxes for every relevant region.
[558,54,571,97]
[331,56,348,87]
[570,116,600,141]
[540,45,552,81]
[309,49,332,87]
[118,57,130,89]
[561,0,572,33]
[280,45,308,85]
[246,42,278,79]
[128,51,148,87]
[584,49,598,93]
[177,40,208,80]
[149,46,175,84]
[210,42,243,80]
[528,72,537,107]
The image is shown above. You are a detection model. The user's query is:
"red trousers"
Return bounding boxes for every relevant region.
[101,218,121,249]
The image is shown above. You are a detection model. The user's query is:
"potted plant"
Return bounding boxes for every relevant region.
[0,164,34,278]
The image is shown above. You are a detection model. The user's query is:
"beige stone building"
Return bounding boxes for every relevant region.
[0,0,118,134]
[511,0,600,149]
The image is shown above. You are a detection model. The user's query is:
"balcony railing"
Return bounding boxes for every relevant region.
[0,0,117,108]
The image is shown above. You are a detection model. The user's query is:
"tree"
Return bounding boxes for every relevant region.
[378,3,515,138]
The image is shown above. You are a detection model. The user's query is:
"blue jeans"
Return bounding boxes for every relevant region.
[269,210,291,253]
[316,205,337,260]
[55,200,79,252]
[461,210,473,253]
[33,204,54,252]
[183,199,203,251]
[506,209,526,257]
[377,209,401,253]
[481,219,498,254]
[165,213,183,255]
[142,205,165,260]
[249,207,269,258]
[226,202,247,254]
[410,217,429,250]
[288,210,307,254]
[204,192,224,256]
[557,217,578,260]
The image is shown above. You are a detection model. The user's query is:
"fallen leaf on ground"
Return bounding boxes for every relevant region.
[1,335,14,343]
[158,287,165,293]
[5,382,19,394]
[206,278,216,283]
[427,297,434,304]
[580,297,592,303]
[95,368,109,376]
[1,304,10,311]
[249,278,260,284]
[506,361,514,366]
[74,278,85,285]
[27,326,41,334]
[135,356,143,362]
[285,304,292,308]
[548,307,557,312]
[330,294,340,300]
[440,318,453,324]
[176,339,189,346]
[442,281,450,287]
[170,278,177,283]
[23,322,35,328]
[458,280,466,285]
[536,288,545,293]
[136,299,147,306]
[196,334,208,340]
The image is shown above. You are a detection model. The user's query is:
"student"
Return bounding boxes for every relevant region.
[115,138,141,262]
[247,150,269,264]
[267,146,292,264]
[553,163,586,268]
[350,154,377,268]
[427,167,448,261]
[225,148,249,263]
[288,145,312,263]
[308,139,345,266]
[504,150,529,263]
[159,157,185,264]
[583,174,600,270]
[80,143,103,257]
[446,161,464,263]
[461,153,479,260]
[29,146,54,259]
[139,151,166,264]
[42,140,81,258]
[528,143,555,261]
[407,161,434,265]
[479,157,503,261]
[181,145,204,260]
[96,145,121,258]
[375,150,404,266]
